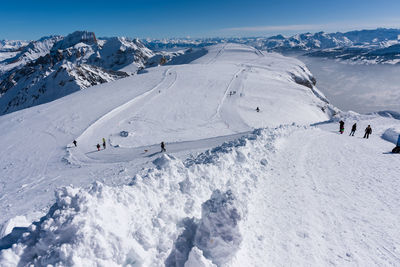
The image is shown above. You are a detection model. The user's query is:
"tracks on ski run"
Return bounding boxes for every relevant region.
[239,127,400,266]
[75,68,177,156]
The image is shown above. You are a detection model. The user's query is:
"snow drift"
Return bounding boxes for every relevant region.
[0,126,296,266]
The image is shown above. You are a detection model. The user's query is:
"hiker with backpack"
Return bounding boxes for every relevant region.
[363,125,372,139]
[73,140,77,147]
[96,143,101,151]
[339,120,345,134]
[349,123,357,136]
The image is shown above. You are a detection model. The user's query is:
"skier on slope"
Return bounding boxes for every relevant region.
[363,125,372,139]
[349,123,357,136]
[96,143,101,151]
[161,141,166,152]
[102,138,106,149]
[73,140,77,147]
[256,107,260,112]
[339,120,345,134]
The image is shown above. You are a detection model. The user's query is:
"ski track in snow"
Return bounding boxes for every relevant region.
[210,67,246,125]
[207,44,227,65]
[77,67,175,143]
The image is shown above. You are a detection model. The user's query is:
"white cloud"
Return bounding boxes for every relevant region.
[225,24,325,32]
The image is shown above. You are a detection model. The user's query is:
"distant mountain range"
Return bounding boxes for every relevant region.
[144,28,400,64]
[1,28,399,115]
[0,31,156,114]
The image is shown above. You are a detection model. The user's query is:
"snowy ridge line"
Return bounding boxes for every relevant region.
[0,124,304,266]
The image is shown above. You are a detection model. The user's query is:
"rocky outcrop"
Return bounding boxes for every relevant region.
[0,31,154,115]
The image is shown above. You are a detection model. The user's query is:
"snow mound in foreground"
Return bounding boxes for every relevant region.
[0,125,301,266]
[194,190,242,266]
[185,247,216,267]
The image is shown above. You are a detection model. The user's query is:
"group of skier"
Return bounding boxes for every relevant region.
[73,137,168,153]
[71,118,395,155]
[94,138,106,151]
[339,121,372,139]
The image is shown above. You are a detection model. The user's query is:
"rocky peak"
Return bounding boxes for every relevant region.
[52,31,97,51]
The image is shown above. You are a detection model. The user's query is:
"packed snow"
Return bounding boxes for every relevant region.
[0,43,399,266]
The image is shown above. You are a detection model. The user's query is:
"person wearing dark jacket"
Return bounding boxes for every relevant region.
[102,138,106,149]
[339,120,345,134]
[349,123,357,136]
[363,125,372,139]
[161,141,166,152]
[96,143,101,151]
[73,140,77,147]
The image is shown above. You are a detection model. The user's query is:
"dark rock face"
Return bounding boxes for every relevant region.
[290,73,314,89]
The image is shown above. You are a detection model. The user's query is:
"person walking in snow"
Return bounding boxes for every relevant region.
[161,141,166,152]
[73,140,77,147]
[339,120,345,134]
[349,123,357,136]
[96,143,101,151]
[256,107,260,112]
[363,125,372,139]
[102,138,106,149]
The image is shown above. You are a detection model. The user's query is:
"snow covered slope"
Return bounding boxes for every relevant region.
[1,43,399,266]
[0,43,331,222]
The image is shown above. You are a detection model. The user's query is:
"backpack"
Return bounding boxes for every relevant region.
[392,146,400,154]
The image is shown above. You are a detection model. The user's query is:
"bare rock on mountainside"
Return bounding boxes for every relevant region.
[0,31,154,115]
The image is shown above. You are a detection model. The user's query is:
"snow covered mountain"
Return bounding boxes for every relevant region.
[0,40,29,64]
[0,31,154,115]
[145,28,400,64]
[0,40,28,52]
[2,28,399,115]
[0,43,399,266]
[0,36,62,75]
[257,28,400,51]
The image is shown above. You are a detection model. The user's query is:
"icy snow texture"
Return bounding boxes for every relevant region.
[194,190,242,266]
[0,126,292,266]
[185,247,216,267]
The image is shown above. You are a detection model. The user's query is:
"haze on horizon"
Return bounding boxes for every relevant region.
[1,0,400,40]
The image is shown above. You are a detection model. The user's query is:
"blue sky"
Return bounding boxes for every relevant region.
[1,0,400,40]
